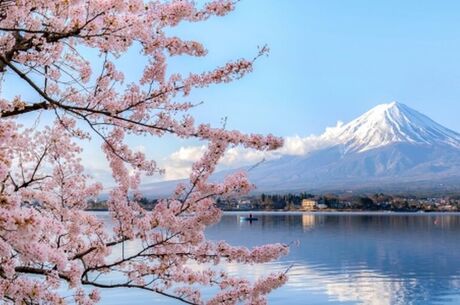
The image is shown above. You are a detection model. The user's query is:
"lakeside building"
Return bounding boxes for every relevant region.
[301,199,317,211]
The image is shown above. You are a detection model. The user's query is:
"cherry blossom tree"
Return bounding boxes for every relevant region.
[0,1,289,304]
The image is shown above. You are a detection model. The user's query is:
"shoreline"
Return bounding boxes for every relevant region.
[86,209,460,215]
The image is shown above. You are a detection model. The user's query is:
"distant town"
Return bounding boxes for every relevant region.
[87,192,460,212]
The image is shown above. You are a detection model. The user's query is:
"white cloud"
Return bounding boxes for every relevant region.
[161,145,206,180]
[79,121,346,183]
[220,147,274,166]
[159,121,345,181]
[161,145,276,181]
[278,121,343,155]
[170,145,207,162]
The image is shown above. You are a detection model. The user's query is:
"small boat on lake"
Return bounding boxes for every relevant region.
[239,214,258,222]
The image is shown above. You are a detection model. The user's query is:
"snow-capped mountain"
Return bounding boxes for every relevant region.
[143,102,460,195]
[321,101,460,153]
[238,101,460,192]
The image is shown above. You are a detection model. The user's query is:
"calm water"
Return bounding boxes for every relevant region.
[92,212,460,305]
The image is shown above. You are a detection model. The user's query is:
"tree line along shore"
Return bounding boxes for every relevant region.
[86,192,460,212]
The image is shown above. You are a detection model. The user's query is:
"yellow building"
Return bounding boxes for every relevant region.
[301,199,317,211]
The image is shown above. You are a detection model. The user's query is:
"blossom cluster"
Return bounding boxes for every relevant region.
[0,1,288,304]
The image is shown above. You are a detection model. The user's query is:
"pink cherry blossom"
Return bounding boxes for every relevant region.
[0,1,287,304]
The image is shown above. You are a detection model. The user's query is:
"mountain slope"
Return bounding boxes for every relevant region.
[244,143,460,192]
[319,101,460,153]
[242,102,460,192]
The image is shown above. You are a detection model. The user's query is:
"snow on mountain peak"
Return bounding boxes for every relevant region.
[321,102,460,153]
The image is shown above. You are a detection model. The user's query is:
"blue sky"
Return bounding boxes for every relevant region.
[164,0,460,136]
[6,0,460,183]
[128,0,460,181]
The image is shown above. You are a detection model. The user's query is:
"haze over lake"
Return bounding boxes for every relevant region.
[91,212,460,305]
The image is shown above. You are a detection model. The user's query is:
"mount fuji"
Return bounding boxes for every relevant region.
[143,102,460,195]
[319,101,460,153]
[241,101,460,193]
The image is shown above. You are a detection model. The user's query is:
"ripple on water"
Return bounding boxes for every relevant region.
[89,212,460,305]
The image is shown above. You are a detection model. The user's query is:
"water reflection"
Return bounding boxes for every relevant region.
[93,212,460,305]
[205,213,460,305]
[302,214,316,230]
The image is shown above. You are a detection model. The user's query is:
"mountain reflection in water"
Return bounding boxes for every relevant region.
[93,212,460,305]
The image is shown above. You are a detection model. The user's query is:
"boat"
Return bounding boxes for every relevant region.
[239,216,258,221]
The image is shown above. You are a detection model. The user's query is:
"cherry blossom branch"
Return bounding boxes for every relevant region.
[0,2,287,305]
[81,280,198,305]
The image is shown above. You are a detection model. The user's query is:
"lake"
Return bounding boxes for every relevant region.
[92,212,460,305]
